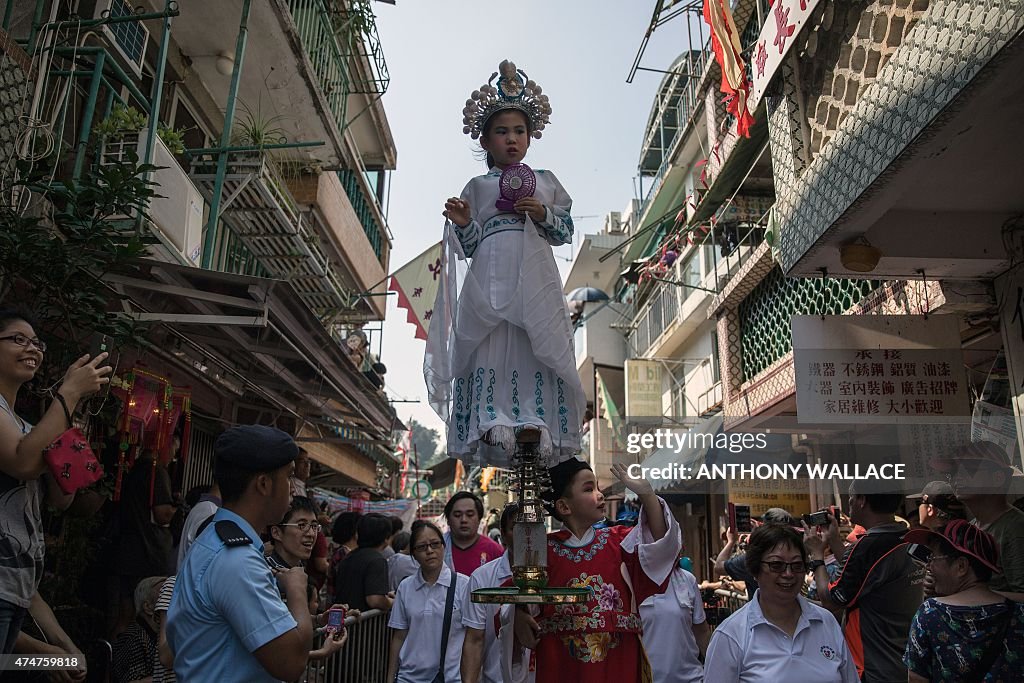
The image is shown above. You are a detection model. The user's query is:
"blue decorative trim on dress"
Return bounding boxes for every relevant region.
[549,528,610,563]
[534,371,545,418]
[557,377,568,434]
[454,377,466,442]
[511,370,521,421]
[486,369,496,421]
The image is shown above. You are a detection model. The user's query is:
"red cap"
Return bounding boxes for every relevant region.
[903,519,1001,573]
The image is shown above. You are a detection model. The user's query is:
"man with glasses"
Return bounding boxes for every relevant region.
[931,440,1024,594]
[268,496,321,577]
[804,481,924,683]
[906,480,966,531]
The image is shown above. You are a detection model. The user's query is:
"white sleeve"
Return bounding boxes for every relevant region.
[535,171,573,246]
[461,570,488,630]
[498,604,537,683]
[620,496,682,588]
[388,581,410,630]
[452,179,482,257]
[702,629,743,683]
[685,572,706,625]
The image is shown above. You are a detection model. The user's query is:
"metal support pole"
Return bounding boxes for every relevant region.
[201,0,252,269]
[25,0,44,55]
[2,0,14,32]
[138,0,174,229]
[52,47,151,111]
[72,51,104,182]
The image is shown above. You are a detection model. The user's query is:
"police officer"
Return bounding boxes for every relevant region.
[167,425,313,682]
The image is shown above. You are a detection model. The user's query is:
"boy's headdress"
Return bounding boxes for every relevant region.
[462,59,551,140]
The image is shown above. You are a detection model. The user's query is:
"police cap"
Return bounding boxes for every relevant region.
[215,425,298,471]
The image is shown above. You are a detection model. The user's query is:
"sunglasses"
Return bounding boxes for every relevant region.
[760,560,807,574]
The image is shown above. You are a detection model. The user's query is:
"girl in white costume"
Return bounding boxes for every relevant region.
[425,59,586,467]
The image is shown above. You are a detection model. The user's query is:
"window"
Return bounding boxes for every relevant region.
[170,94,213,169]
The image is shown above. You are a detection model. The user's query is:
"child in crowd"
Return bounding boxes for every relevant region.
[505,461,681,682]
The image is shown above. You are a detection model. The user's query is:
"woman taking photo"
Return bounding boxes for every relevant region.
[0,308,111,655]
[386,520,469,683]
[703,524,858,682]
[903,519,1024,682]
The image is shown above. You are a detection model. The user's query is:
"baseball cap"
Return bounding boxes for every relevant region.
[906,481,966,518]
[904,519,1001,573]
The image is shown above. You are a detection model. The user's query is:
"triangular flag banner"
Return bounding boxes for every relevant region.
[389,241,443,340]
[597,371,624,446]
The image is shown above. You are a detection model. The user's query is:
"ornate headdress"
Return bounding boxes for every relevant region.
[462,59,552,140]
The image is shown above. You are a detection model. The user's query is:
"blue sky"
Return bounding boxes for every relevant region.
[373,0,702,436]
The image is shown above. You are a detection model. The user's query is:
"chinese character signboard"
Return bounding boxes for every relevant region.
[793,315,970,423]
[747,0,823,115]
[625,359,664,422]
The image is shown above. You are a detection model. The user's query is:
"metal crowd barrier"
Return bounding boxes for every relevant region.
[303,609,390,683]
[703,589,749,629]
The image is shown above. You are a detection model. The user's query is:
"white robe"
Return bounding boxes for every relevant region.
[425,168,586,467]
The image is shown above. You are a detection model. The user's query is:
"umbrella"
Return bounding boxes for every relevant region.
[566,286,610,303]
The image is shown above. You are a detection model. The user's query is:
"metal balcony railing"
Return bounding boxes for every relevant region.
[337,168,388,264]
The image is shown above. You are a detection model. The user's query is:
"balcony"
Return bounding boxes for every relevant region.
[190,151,353,319]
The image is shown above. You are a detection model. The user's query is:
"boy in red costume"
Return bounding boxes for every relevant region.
[503,460,681,682]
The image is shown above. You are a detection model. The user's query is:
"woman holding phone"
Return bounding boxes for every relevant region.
[0,307,111,663]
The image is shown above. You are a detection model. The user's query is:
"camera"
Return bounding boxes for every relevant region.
[803,510,831,527]
[325,607,346,635]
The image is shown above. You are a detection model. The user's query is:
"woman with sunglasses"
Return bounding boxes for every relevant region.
[387,520,469,683]
[903,520,1024,682]
[0,308,111,659]
[704,524,858,682]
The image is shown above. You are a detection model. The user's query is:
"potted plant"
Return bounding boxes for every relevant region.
[94,103,146,165]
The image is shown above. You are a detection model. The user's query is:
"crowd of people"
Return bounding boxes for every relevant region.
[2,304,1024,682]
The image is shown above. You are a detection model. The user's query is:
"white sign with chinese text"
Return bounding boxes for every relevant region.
[625,359,665,422]
[793,315,970,423]
[748,0,823,114]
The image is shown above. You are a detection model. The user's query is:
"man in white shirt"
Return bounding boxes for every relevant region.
[175,482,221,570]
[461,504,524,683]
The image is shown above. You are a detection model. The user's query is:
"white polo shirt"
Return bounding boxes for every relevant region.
[388,565,470,683]
[703,591,858,683]
[461,553,512,683]
[639,567,706,683]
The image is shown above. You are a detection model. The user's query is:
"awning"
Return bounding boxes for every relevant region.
[107,259,398,461]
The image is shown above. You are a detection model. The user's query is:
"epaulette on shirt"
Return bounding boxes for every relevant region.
[215,520,253,547]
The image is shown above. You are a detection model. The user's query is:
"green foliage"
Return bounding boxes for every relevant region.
[232,99,288,149]
[330,0,375,47]
[93,103,146,139]
[0,153,158,380]
[157,123,187,155]
[407,418,440,465]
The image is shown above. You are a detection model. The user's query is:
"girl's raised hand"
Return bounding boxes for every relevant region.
[443,197,471,227]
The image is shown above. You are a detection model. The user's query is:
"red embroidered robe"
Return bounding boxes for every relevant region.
[532,516,678,683]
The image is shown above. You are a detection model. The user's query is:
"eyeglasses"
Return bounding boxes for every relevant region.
[0,334,46,353]
[278,521,321,533]
[412,541,443,553]
[760,560,807,574]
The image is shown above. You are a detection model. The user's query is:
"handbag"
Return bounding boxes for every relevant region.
[42,393,103,495]
[431,571,459,683]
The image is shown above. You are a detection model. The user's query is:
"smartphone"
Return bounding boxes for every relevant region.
[325,607,346,635]
[907,543,931,565]
[89,333,114,360]
[734,505,752,533]
[803,510,831,527]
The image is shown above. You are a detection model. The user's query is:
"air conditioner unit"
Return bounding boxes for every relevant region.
[93,0,150,79]
[604,211,622,235]
[99,132,204,265]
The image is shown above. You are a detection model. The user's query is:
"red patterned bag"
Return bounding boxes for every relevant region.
[43,395,103,495]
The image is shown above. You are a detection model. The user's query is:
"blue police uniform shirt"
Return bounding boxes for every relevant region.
[167,507,298,682]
